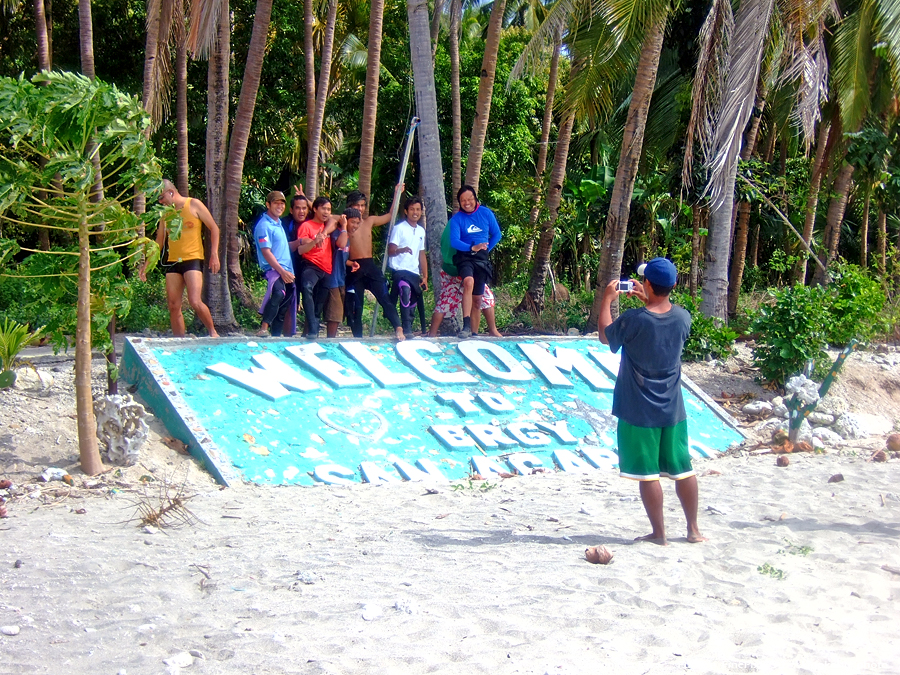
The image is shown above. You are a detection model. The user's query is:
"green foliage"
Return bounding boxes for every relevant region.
[0,317,44,373]
[758,563,785,580]
[672,292,738,362]
[777,539,813,556]
[750,284,831,385]
[823,261,887,346]
[119,274,179,333]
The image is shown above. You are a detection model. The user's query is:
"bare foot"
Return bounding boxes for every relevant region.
[394,327,406,342]
[687,531,708,543]
[635,533,668,546]
[209,330,220,338]
[488,329,502,338]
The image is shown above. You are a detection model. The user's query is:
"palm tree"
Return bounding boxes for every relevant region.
[306,0,339,199]
[304,0,317,154]
[408,0,449,294]
[35,0,51,70]
[463,0,507,192]
[175,18,189,195]
[449,0,463,204]
[357,0,385,201]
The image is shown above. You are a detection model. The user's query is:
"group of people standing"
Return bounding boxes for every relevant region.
[250,183,503,341]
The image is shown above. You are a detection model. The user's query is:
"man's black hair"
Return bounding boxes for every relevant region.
[312,196,331,210]
[404,196,424,211]
[457,185,478,204]
[343,207,362,220]
[345,190,367,207]
[290,194,308,209]
[645,278,674,297]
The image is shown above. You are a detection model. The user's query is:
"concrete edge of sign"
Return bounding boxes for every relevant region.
[121,337,240,487]
[680,373,747,439]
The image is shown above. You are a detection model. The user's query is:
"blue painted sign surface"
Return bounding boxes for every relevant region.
[122,337,743,486]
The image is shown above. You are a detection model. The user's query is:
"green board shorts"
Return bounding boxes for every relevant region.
[616,418,695,481]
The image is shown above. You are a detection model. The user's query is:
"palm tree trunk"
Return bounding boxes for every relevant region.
[175,22,189,195]
[204,2,236,328]
[305,0,338,199]
[224,0,275,308]
[408,0,449,296]
[726,83,767,315]
[304,0,316,156]
[748,220,759,267]
[430,0,444,59]
[78,0,104,202]
[463,0,507,192]
[449,0,462,208]
[521,33,561,267]
[357,0,385,200]
[587,15,668,328]
[134,0,163,220]
[859,188,870,267]
[76,211,104,475]
[794,120,833,283]
[518,111,576,314]
[813,161,855,285]
[35,0,51,70]
[876,209,886,273]
[689,203,704,297]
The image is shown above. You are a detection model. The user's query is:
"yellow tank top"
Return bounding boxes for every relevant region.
[166,198,204,262]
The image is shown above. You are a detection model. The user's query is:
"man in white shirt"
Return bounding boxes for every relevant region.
[388,197,428,338]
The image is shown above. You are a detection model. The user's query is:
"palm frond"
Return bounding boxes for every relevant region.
[338,32,368,71]
[833,0,875,133]
[875,0,900,90]
[704,0,776,209]
[509,0,583,82]
[592,0,671,43]
[186,0,224,59]
[681,0,733,192]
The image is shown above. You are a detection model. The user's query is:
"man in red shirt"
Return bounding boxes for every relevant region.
[295,196,346,339]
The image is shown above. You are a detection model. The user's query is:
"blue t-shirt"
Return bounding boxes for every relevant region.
[324,229,350,289]
[604,306,691,428]
[448,205,501,252]
[254,213,293,274]
[281,216,304,274]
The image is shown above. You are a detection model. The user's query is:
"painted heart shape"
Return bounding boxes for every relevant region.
[317,406,388,443]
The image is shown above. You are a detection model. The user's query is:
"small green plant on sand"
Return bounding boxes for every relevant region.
[758,562,785,580]
[452,479,498,492]
[0,318,45,388]
[777,539,813,556]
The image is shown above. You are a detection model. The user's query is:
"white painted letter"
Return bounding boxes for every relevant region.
[476,392,516,412]
[581,446,619,470]
[552,449,593,473]
[588,349,621,381]
[393,459,448,482]
[285,344,371,388]
[505,422,551,447]
[359,461,401,484]
[457,340,532,382]
[536,420,579,444]
[250,352,320,391]
[206,363,290,399]
[396,341,478,384]
[518,344,614,390]
[341,342,420,387]
[471,456,507,477]
[313,464,356,485]
[430,425,476,449]
[438,392,479,415]
[506,452,544,475]
[465,424,518,449]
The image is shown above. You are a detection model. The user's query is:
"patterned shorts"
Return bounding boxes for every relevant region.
[435,270,495,315]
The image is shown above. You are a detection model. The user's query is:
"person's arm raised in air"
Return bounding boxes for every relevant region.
[367,183,405,228]
[333,215,348,248]
[190,199,221,274]
[597,280,620,346]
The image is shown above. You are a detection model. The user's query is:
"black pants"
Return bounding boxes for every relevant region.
[347,258,402,337]
[260,278,295,337]
[453,249,493,296]
[390,270,426,336]
[298,261,328,337]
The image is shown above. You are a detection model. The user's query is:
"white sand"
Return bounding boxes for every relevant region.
[2,451,899,674]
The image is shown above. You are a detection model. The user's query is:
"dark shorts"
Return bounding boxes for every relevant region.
[166,259,203,276]
[452,250,493,296]
[616,419,694,481]
[324,286,345,322]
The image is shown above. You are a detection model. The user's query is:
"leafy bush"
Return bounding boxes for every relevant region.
[750,284,831,385]
[671,292,738,362]
[823,262,887,346]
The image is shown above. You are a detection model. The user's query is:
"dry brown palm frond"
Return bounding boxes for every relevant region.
[127,473,200,529]
[187,0,224,59]
[681,0,733,193]
[704,0,776,210]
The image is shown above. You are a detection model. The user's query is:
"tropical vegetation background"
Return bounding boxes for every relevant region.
[1,0,899,354]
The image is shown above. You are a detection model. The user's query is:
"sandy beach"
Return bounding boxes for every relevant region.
[2,346,900,674]
[2,451,899,674]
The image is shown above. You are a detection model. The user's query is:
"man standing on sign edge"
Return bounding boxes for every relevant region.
[598,257,706,545]
[145,179,220,338]
[448,185,501,338]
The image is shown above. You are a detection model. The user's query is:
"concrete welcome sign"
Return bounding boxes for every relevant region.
[122,337,743,486]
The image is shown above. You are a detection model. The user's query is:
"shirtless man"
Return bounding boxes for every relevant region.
[144,179,220,338]
[344,187,405,340]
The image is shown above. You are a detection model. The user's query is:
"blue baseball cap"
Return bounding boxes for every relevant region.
[637,258,677,287]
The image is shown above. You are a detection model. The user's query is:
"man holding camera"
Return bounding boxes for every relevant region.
[598,257,706,545]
